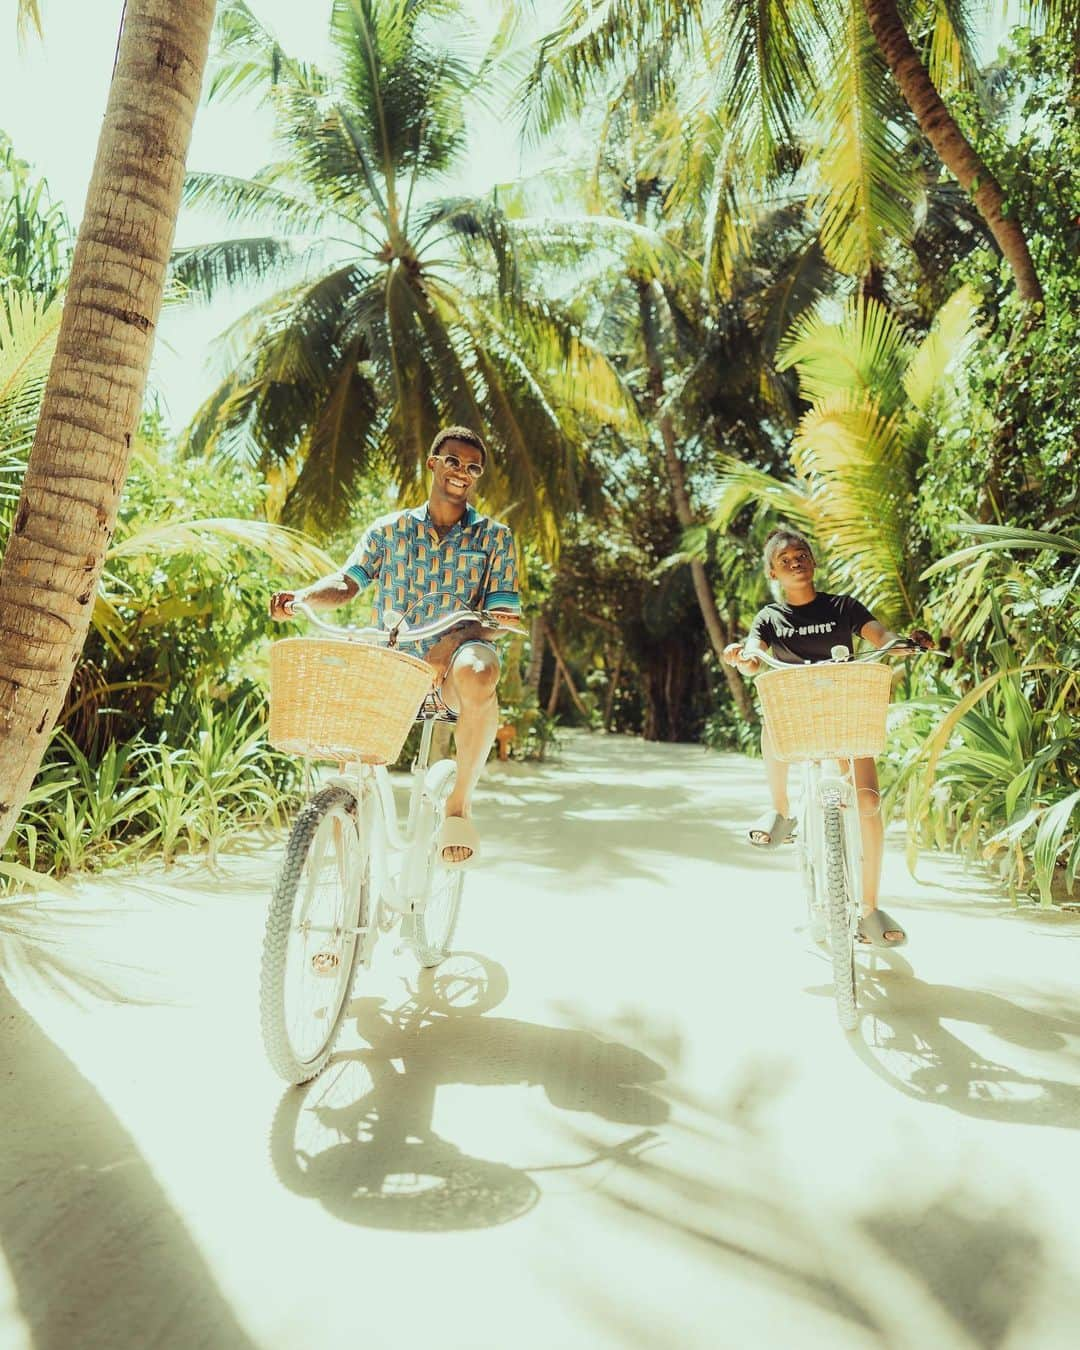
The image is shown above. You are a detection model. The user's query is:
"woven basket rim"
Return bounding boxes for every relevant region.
[270,634,432,675]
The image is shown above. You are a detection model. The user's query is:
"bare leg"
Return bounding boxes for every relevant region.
[439,643,500,863]
[850,757,901,940]
[750,728,792,844]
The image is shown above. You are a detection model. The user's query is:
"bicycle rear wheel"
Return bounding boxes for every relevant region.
[822,795,858,1030]
[260,785,371,1083]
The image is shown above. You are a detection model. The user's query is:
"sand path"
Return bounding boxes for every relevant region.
[2,732,1079,1349]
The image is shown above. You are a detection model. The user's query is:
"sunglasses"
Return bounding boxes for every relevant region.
[433,453,484,480]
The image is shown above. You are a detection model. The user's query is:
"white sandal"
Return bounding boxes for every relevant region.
[438,816,480,869]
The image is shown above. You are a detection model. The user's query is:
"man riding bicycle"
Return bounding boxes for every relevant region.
[269,426,520,868]
[723,528,932,948]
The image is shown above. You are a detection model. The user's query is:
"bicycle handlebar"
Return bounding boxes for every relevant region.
[289,600,517,648]
[749,635,932,672]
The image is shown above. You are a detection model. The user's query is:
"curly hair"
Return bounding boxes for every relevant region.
[429,425,487,465]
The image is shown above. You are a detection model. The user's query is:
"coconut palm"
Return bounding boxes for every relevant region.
[0,0,217,855]
[522,0,1050,304]
[710,284,979,627]
[175,0,636,538]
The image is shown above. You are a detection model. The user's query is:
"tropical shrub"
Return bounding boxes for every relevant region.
[884,526,1079,905]
[1,696,301,891]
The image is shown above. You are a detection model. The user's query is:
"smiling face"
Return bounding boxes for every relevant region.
[427,437,484,507]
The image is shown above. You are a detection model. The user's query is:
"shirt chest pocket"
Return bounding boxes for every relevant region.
[453,550,490,592]
[430,548,488,598]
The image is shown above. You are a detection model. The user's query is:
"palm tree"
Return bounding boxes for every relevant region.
[860,0,1042,303]
[523,0,1048,305]
[174,0,636,538]
[0,0,217,855]
[710,284,980,627]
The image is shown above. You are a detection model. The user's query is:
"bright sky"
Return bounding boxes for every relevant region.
[0,0,557,431]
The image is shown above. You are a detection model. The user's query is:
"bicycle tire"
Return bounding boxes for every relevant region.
[413,763,464,968]
[822,796,858,1030]
[260,785,369,1083]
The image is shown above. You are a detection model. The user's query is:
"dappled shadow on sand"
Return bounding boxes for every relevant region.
[481,735,767,880]
[548,1042,1080,1350]
[845,959,1080,1129]
[0,896,170,1008]
[0,977,257,1350]
[270,954,669,1231]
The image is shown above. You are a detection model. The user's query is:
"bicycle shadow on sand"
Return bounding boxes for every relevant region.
[269,953,669,1232]
[829,955,1080,1128]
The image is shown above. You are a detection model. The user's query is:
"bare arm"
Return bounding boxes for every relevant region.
[860,620,934,650]
[269,571,360,621]
[860,619,893,649]
[723,634,767,675]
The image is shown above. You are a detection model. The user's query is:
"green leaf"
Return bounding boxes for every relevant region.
[1033,789,1080,907]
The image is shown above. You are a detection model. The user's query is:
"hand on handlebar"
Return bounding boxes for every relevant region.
[723,641,761,672]
[269,590,297,621]
[907,628,935,651]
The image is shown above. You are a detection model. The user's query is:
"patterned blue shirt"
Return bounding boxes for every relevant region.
[344,504,520,656]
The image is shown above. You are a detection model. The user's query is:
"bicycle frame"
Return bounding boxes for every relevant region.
[282,601,516,964]
[314,719,450,964]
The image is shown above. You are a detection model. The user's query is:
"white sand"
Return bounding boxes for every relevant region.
[2,732,1079,1350]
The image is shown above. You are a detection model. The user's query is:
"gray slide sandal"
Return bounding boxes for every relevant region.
[857,908,908,948]
[748,810,796,848]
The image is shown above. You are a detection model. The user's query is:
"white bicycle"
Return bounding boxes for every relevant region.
[260,605,511,1084]
[754,638,926,1030]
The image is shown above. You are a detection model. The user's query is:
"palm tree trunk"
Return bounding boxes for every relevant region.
[635,280,756,723]
[546,666,562,718]
[526,613,545,691]
[862,0,1043,306]
[603,646,624,731]
[0,0,216,852]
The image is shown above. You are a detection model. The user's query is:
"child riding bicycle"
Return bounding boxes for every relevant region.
[269,426,521,869]
[722,527,932,948]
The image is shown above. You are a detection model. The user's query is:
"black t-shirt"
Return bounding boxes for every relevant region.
[748,591,876,664]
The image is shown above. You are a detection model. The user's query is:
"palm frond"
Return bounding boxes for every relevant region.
[791,392,917,619]
[902,283,979,412]
[182,171,332,236]
[15,1,42,42]
[807,2,916,274]
[715,0,821,184]
[207,0,328,104]
[518,0,706,140]
[710,455,819,536]
[778,294,913,416]
[902,0,986,101]
[283,335,385,529]
[107,516,335,575]
[170,237,311,305]
[922,523,1080,578]
[0,293,61,518]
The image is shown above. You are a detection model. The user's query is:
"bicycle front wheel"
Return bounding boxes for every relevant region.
[260,785,370,1083]
[822,796,858,1031]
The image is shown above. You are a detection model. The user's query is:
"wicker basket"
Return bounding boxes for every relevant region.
[269,637,434,764]
[756,662,894,762]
